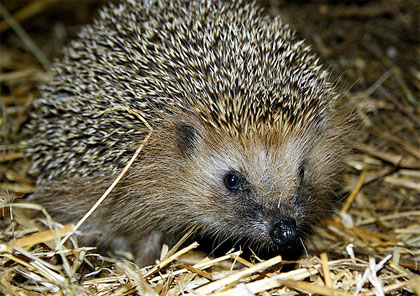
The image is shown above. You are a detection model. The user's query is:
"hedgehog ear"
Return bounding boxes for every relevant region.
[176,123,200,158]
[315,114,327,134]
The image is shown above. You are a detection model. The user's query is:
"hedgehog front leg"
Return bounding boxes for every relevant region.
[128,231,163,265]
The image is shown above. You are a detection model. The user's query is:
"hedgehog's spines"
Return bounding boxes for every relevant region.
[30,0,337,181]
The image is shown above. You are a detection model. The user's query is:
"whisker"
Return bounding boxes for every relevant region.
[300,237,309,257]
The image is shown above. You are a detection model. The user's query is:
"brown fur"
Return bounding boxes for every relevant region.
[31,108,348,264]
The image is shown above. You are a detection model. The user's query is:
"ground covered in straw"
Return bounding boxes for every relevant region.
[1,0,419,295]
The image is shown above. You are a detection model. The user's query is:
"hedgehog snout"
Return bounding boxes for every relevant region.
[269,217,299,246]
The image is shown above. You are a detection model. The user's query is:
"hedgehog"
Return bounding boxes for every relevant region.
[28,0,348,265]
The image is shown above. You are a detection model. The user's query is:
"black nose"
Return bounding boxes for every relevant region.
[270,217,299,246]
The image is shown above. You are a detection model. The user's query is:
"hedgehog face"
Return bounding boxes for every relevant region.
[173,120,338,251]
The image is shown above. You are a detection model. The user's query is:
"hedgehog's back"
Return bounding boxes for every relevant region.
[29,0,332,182]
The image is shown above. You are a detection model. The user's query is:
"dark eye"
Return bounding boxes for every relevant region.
[224,173,240,191]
